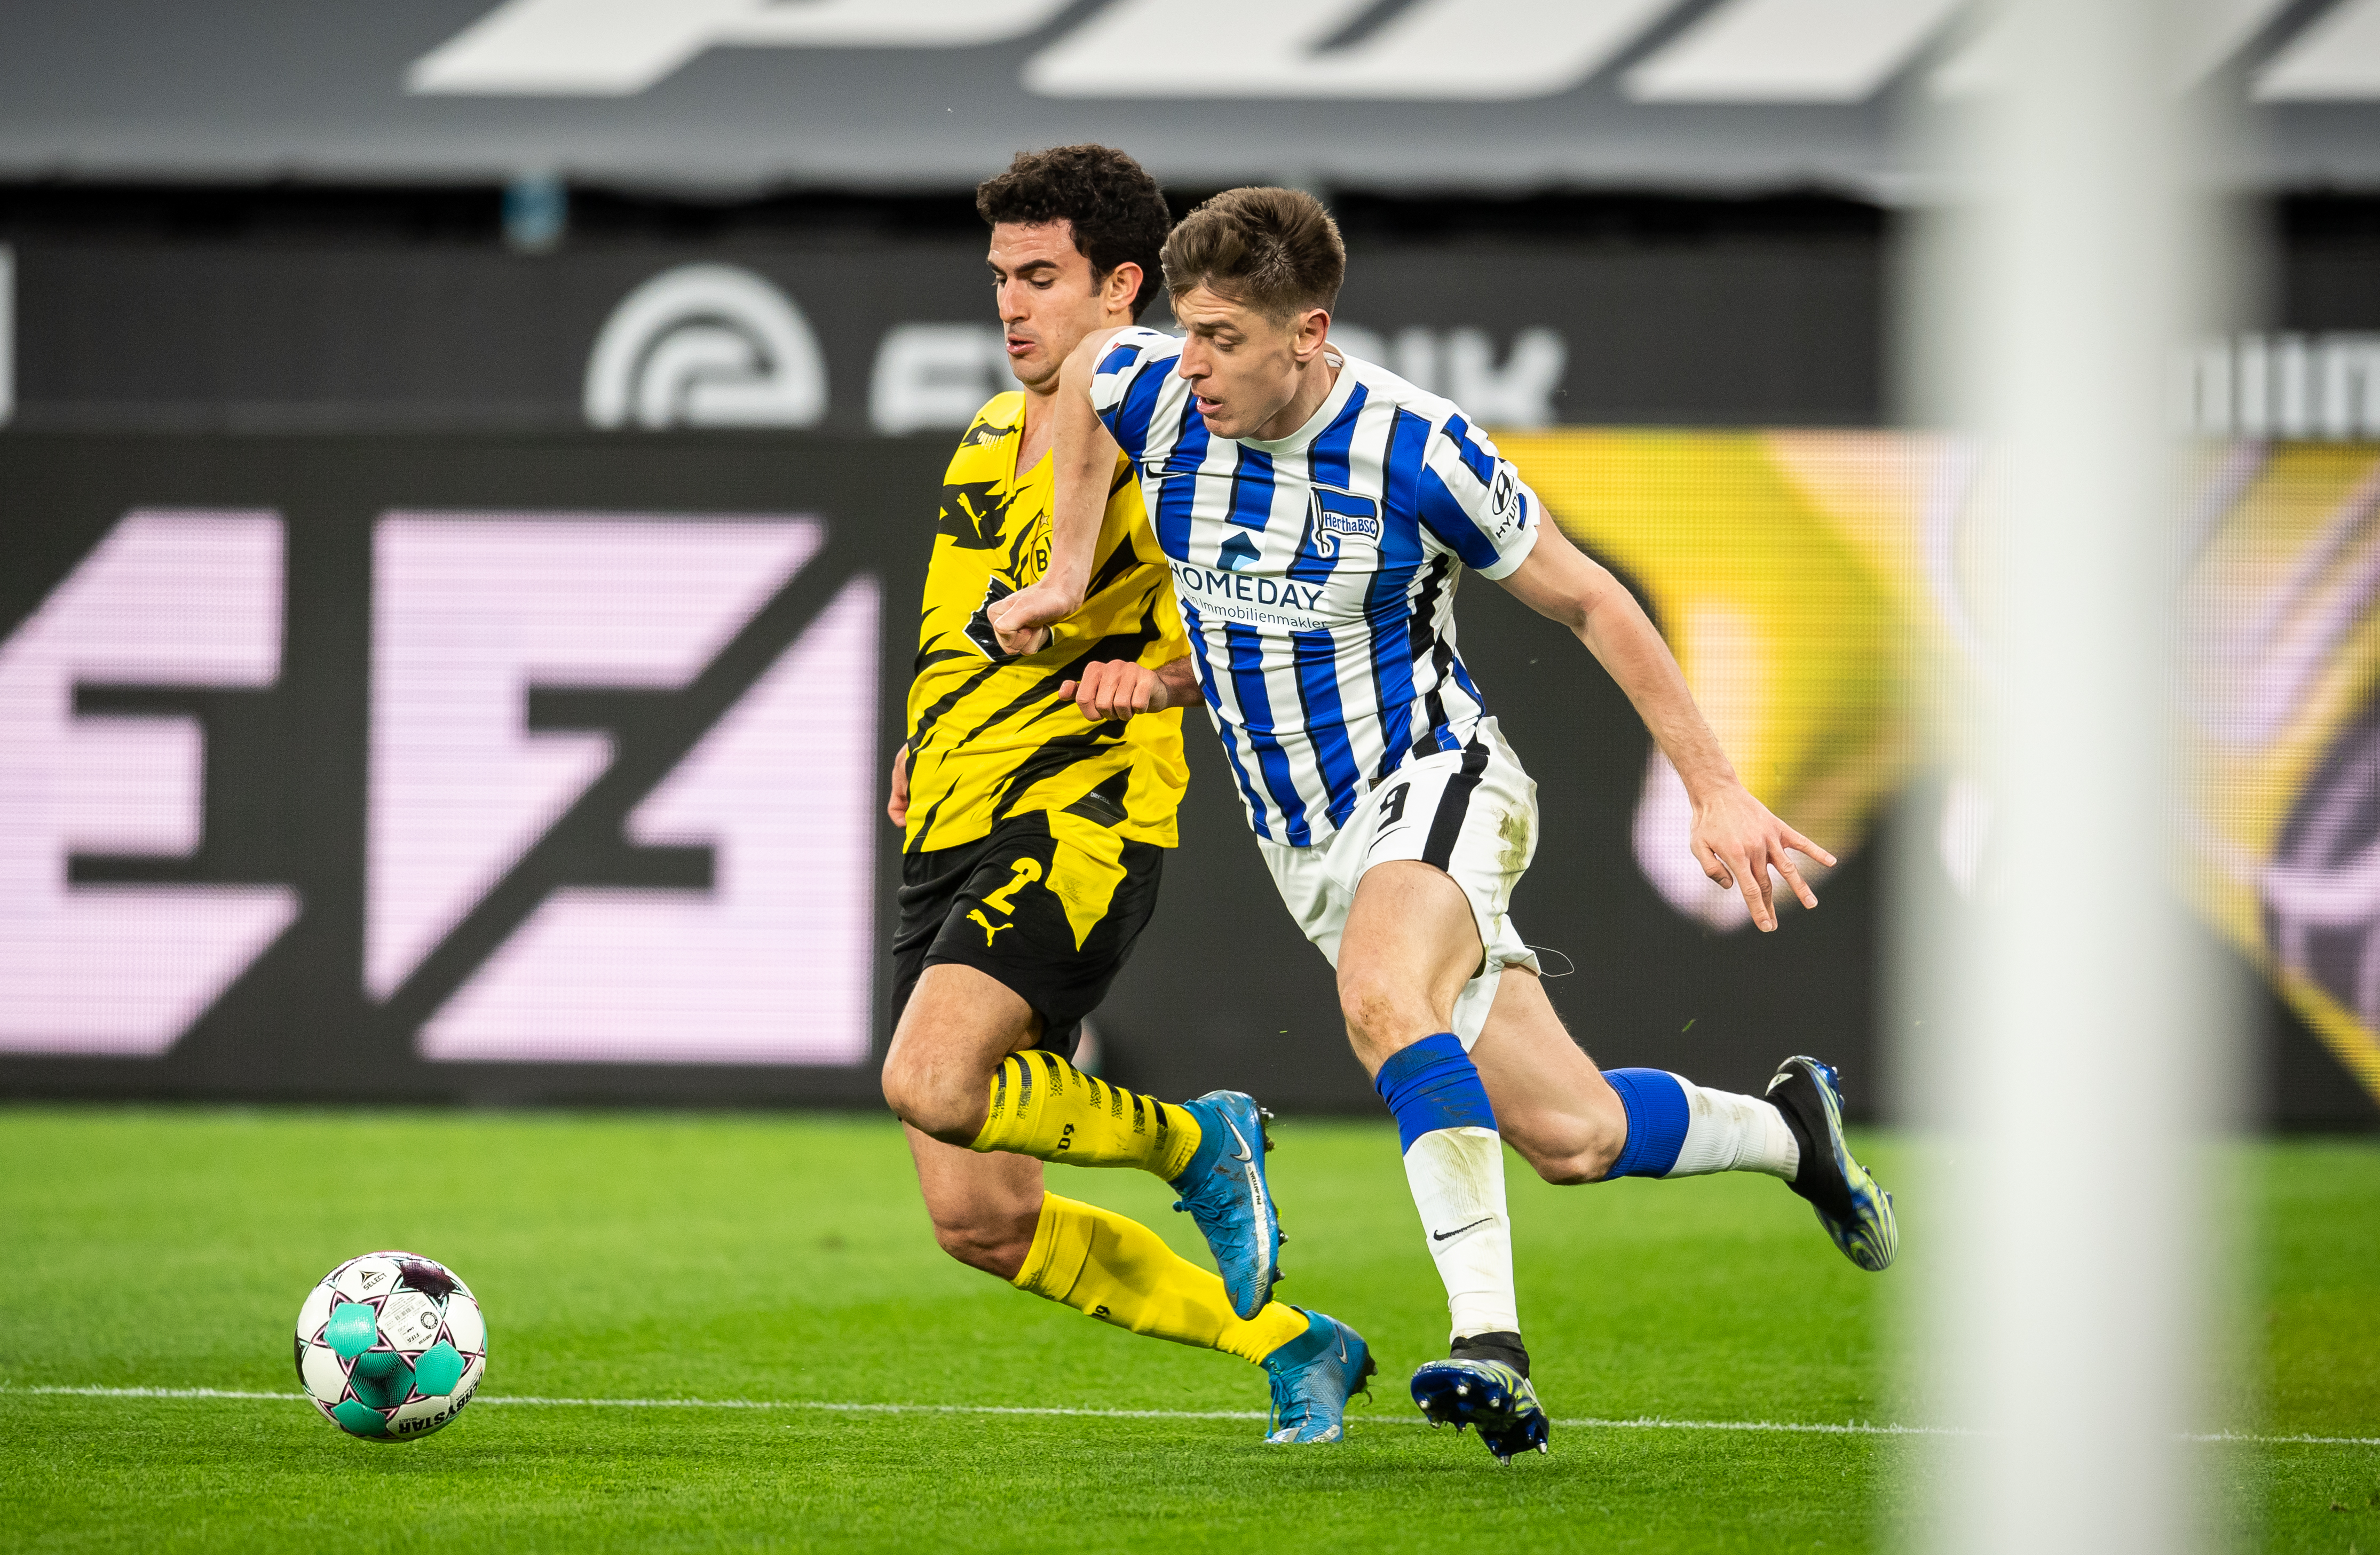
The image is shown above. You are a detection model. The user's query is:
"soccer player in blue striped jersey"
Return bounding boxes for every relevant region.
[994,187,1899,1463]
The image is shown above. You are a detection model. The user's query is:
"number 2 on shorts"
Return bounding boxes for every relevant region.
[981,858,1043,915]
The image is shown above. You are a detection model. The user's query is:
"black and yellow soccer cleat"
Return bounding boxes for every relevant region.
[1766,1056,1898,1272]
[1411,1334,1549,1464]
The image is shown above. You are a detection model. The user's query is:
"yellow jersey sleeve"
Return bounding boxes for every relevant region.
[902,392,1190,854]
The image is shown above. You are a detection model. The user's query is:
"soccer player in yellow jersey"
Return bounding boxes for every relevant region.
[876,146,1374,1443]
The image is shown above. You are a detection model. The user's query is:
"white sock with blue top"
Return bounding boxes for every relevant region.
[1375,1033,1519,1342]
[1603,1068,1799,1181]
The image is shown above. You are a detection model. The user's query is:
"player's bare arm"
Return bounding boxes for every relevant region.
[993,279,1339,658]
[989,328,1125,655]
[1493,521,1836,932]
[1057,653,1196,723]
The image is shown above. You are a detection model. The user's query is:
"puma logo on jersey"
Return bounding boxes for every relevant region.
[936,481,1010,550]
[967,910,1013,946]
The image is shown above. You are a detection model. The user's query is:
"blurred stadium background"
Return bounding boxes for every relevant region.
[7,0,2380,1127]
[12,7,2380,1552]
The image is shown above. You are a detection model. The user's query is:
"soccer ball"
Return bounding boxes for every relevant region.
[294,1251,487,1441]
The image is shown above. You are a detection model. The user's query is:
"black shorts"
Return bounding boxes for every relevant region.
[891,811,1165,1060]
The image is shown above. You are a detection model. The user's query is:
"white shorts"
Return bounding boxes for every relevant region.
[1257,716,1540,1050]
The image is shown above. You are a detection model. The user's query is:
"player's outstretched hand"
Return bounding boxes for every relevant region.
[1689,781,1837,932]
[1058,659,1169,723]
[987,580,1078,658]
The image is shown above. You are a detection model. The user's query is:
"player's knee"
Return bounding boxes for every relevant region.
[877,1045,924,1118]
[1336,969,1417,1050]
[891,1090,980,1147]
[879,1048,983,1144]
[929,1207,1036,1282]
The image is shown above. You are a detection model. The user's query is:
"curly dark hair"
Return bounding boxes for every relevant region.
[1162,187,1345,321]
[976,145,1172,320]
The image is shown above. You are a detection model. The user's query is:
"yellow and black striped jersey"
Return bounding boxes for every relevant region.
[903,391,1190,854]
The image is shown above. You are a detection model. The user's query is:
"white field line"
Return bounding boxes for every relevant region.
[4,1384,2376,1447]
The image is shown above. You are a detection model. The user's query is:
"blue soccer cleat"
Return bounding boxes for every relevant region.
[1262,1309,1376,1443]
[1411,1356,1550,1464]
[1766,1056,1898,1273]
[1168,1090,1282,1320]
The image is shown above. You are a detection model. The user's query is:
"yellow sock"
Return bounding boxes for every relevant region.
[970,1050,1203,1181]
[1013,1194,1309,1365]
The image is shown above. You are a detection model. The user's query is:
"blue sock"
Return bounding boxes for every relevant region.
[1603,1068,1689,1179]
[1373,1033,1497,1153]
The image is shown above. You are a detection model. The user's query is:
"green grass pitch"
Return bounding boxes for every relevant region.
[2,1107,2375,1552]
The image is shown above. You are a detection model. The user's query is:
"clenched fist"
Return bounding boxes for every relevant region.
[1058,656,1198,723]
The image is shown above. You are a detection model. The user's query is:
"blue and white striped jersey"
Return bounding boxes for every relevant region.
[1091,326,1545,846]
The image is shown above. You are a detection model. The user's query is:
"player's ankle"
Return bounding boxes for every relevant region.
[1451,1330,1530,1378]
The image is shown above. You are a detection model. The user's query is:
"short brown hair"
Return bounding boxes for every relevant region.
[1161,187,1346,320]
[976,145,1172,320]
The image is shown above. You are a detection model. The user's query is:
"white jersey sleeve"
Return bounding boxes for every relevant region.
[1088,326,1184,465]
[1414,415,1542,581]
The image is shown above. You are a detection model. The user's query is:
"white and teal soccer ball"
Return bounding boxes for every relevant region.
[294,1251,487,1441]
